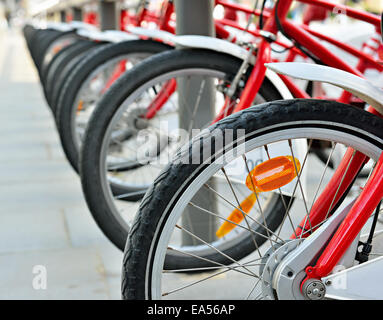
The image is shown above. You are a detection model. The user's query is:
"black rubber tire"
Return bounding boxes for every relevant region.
[49,41,103,113]
[39,31,78,78]
[32,29,63,72]
[40,39,79,89]
[56,39,173,174]
[30,30,57,67]
[80,49,284,252]
[44,40,100,111]
[23,24,38,52]
[121,99,383,299]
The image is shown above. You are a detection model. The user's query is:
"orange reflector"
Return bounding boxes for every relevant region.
[216,193,257,238]
[76,100,84,114]
[216,155,301,238]
[53,45,62,55]
[246,156,300,193]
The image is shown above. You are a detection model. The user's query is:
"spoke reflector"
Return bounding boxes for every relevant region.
[216,193,257,238]
[76,100,84,114]
[246,156,300,192]
[216,156,301,238]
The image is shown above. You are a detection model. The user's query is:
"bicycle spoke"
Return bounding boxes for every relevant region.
[288,139,312,232]
[241,156,274,249]
[245,278,261,300]
[175,224,260,278]
[309,142,337,211]
[324,149,357,221]
[221,167,265,254]
[166,246,260,277]
[188,201,283,245]
[203,183,285,243]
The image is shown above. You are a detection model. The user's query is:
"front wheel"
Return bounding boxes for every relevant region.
[122,99,383,300]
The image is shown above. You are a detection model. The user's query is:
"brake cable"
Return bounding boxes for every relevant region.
[274,0,323,65]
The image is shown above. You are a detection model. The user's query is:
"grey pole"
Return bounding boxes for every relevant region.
[72,7,83,21]
[176,0,218,245]
[60,10,66,22]
[99,0,119,31]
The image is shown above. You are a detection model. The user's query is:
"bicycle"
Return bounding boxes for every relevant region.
[121,27,383,300]
[79,0,383,254]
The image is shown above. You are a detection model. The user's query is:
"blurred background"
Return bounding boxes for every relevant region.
[1,0,382,30]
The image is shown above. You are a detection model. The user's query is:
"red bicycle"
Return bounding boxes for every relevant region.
[78,0,383,257]
[117,2,383,299]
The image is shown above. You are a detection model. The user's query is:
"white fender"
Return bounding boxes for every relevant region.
[126,26,176,46]
[76,29,138,43]
[173,35,293,100]
[35,21,98,33]
[68,21,99,31]
[266,62,383,114]
[34,21,73,32]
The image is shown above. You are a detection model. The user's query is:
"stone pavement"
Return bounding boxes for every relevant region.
[0,27,124,299]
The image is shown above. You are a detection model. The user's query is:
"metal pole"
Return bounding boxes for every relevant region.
[60,10,66,22]
[176,0,218,245]
[99,0,119,31]
[72,7,83,21]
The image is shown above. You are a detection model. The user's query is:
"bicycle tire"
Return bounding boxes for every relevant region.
[44,40,101,111]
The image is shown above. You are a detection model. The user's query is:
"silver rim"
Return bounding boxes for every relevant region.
[147,124,383,299]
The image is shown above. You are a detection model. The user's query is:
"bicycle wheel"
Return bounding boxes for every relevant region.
[40,31,78,79]
[31,29,62,71]
[80,49,284,251]
[122,99,383,299]
[49,41,103,113]
[44,40,101,111]
[40,39,77,88]
[56,39,173,173]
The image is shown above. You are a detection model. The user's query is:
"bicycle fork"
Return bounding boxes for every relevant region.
[279,107,383,299]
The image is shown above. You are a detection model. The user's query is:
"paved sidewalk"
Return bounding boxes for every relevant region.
[0,28,124,299]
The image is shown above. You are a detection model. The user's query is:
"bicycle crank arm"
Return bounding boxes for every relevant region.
[322,256,383,300]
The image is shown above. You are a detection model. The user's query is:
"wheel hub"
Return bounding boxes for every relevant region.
[261,239,302,300]
[302,279,326,300]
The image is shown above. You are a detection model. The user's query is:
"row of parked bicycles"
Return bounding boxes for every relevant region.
[22,0,383,300]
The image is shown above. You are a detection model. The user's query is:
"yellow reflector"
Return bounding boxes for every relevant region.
[246,155,300,193]
[216,156,300,238]
[216,193,257,238]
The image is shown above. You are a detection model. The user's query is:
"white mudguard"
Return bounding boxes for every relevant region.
[266,62,383,114]
[126,26,176,46]
[76,28,138,43]
[172,35,293,100]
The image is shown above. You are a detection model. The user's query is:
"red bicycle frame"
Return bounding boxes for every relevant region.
[143,0,383,122]
[98,0,275,98]
[251,0,383,287]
